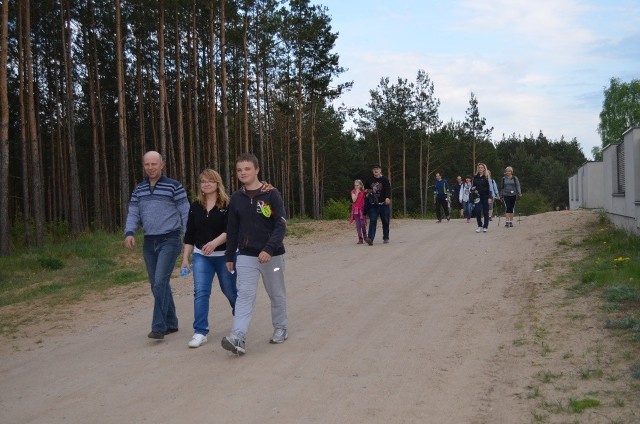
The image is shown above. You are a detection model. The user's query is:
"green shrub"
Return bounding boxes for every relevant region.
[515,191,551,215]
[569,397,600,413]
[604,284,640,302]
[37,256,64,270]
[323,198,350,220]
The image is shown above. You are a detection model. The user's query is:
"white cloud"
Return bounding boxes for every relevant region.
[324,0,639,158]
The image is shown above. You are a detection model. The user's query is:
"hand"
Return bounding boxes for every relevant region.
[261,181,275,191]
[202,240,217,255]
[384,198,391,205]
[488,198,493,205]
[124,235,135,249]
[258,251,272,263]
[181,260,189,270]
[226,262,235,274]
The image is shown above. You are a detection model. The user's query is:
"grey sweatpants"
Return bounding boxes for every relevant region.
[231,254,288,341]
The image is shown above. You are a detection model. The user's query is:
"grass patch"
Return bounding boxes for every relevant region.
[0,220,336,335]
[536,370,563,384]
[568,397,600,413]
[0,230,149,332]
[604,317,639,330]
[631,363,640,379]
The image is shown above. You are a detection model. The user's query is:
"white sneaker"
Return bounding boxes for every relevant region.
[188,333,207,348]
[475,227,482,233]
[483,228,488,233]
[270,328,288,344]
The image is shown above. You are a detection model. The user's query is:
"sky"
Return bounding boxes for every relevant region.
[318,0,640,160]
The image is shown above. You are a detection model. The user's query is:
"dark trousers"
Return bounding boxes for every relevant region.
[367,203,390,241]
[435,198,450,220]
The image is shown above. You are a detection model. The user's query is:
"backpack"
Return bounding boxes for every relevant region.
[501,175,520,195]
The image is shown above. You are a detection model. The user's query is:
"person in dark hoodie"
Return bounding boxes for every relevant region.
[364,163,392,245]
[221,153,288,355]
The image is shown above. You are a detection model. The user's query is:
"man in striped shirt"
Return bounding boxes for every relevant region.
[124,151,190,340]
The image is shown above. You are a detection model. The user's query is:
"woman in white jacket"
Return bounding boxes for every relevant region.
[459,175,473,223]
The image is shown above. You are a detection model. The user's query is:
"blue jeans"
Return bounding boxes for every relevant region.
[367,203,390,241]
[142,232,182,333]
[463,201,473,219]
[475,194,491,229]
[192,253,237,335]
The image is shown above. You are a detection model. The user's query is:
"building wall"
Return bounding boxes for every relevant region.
[569,162,603,210]
[601,127,640,234]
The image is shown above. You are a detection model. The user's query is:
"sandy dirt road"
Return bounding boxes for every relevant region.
[0,210,632,423]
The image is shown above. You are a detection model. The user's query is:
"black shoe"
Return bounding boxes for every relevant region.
[446,215,450,221]
[365,237,373,246]
[165,328,179,335]
[148,331,165,339]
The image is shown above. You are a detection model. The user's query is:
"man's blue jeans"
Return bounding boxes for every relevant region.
[142,232,182,333]
[192,253,237,335]
[367,203,390,241]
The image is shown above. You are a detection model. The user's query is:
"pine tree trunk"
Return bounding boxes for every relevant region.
[174,15,185,185]
[17,4,32,248]
[207,3,218,173]
[23,0,45,247]
[115,0,130,226]
[220,0,231,187]
[191,4,201,179]
[242,8,249,152]
[296,59,305,217]
[62,0,83,234]
[0,0,10,254]
[82,2,103,229]
[158,1,167,157]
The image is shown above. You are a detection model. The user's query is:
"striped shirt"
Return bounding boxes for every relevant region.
[124,176,190,237]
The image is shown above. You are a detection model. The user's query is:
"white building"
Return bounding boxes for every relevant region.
[569,127,640,234]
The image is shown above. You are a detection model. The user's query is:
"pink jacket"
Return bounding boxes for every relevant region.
[349,190,365,224]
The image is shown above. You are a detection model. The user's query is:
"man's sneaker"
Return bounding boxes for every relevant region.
[270,328,288,344]
[165,327,179,335]
[148,331,164,339]
[383,239,389,244]
[446,215,450,221]
[365,237,373,246]
[483,228,488,232]
[221,336,245,355]
[188,333,207,348]
[475,227,482,233]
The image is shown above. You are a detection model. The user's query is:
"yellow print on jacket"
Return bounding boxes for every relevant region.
[256,200,272,218]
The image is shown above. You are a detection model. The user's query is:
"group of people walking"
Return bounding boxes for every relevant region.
[124,151,287,356]
[457,163,522,232]
[125,152,521,355]
[349,162,522,243]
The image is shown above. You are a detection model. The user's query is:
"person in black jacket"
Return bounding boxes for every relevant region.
[364,163,392,245]
[181,169,237,348]
[471,163,494,233]
[221,153,288,355]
